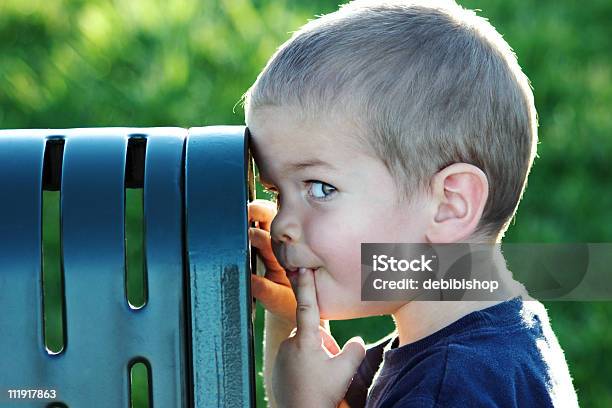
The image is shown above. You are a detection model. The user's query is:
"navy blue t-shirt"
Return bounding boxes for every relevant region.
[344,297,578,407]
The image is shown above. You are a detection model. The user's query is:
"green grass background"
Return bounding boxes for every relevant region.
[2,0,611,407]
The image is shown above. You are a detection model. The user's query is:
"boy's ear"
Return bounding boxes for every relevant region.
[425,163,489,243]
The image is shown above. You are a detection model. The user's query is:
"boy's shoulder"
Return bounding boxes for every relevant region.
[345,298,579,408]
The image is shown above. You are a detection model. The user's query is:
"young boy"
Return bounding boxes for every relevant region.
[245,0,578,406]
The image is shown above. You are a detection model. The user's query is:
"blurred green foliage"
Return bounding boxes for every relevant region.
[2,0,611,407]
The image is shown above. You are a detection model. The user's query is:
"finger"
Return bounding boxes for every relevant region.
[251,275,297,322]
[320,327,341,356]
[248,199,277,231]
[249,228,288,283]
[295,268,321,347]
[331,337,366,376]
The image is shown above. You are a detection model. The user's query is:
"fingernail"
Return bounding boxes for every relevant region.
[299,267,306,274]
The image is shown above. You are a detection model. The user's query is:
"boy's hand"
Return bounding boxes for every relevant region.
[273,268,366,408]
[249,199,297,324]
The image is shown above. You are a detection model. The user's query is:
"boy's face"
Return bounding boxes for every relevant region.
[248,106,432,319]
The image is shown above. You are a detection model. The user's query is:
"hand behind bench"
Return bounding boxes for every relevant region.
[249,199,297,324]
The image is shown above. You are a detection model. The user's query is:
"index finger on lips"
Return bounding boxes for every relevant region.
[295,268,322,347]
[248,199,277,230]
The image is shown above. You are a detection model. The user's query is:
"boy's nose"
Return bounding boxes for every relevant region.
[270,211,301,244]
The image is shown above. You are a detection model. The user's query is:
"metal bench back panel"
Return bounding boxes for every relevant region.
[0,127,253,407]
[144,129,190,408]
[186,127,255,407]
[0,132,47,394]
[60,130,132,406]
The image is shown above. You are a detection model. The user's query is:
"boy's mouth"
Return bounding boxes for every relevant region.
[286,269,298,282]
[285,267,319,284]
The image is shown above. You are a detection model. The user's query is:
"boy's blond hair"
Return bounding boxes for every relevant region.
[243,0,538,241]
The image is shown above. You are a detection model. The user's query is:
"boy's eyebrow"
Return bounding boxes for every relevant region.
[282,159,338,172]
[258,159,338,187]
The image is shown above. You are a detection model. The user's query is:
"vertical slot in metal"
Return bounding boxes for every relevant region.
[42,138,66,355]
[125,137,148,310]
[129,359,152,408]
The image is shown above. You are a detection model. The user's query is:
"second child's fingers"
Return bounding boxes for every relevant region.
[251,275,297,323]
[249,228,290,284]
[295,268,322,348]
[248,199,277,231]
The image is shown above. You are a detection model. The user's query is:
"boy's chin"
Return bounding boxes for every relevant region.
[318,303,367,320]
[319,310,354,320]
[317,301,345,320]
[319,300,406,320]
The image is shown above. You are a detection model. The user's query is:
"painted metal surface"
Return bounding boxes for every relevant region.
[0,127,254,407]
[185,127,255,408]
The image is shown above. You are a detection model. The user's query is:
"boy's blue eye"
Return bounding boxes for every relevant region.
[308,181,336,200]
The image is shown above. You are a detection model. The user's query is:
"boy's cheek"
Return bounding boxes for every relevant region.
[308,226,370,281]
[312,247,361,289]
[314,265,364,319]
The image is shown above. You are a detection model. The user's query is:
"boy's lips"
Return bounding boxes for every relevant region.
[285,267,319,283]
[286,269,299,282]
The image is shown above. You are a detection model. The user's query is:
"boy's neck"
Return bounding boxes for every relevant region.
[391,245,526,347]
[392,300,502,347]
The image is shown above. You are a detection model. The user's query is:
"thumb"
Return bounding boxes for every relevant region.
[332,336,366,377]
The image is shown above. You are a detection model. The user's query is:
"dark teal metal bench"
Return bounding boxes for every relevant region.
[0,127,256,407]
